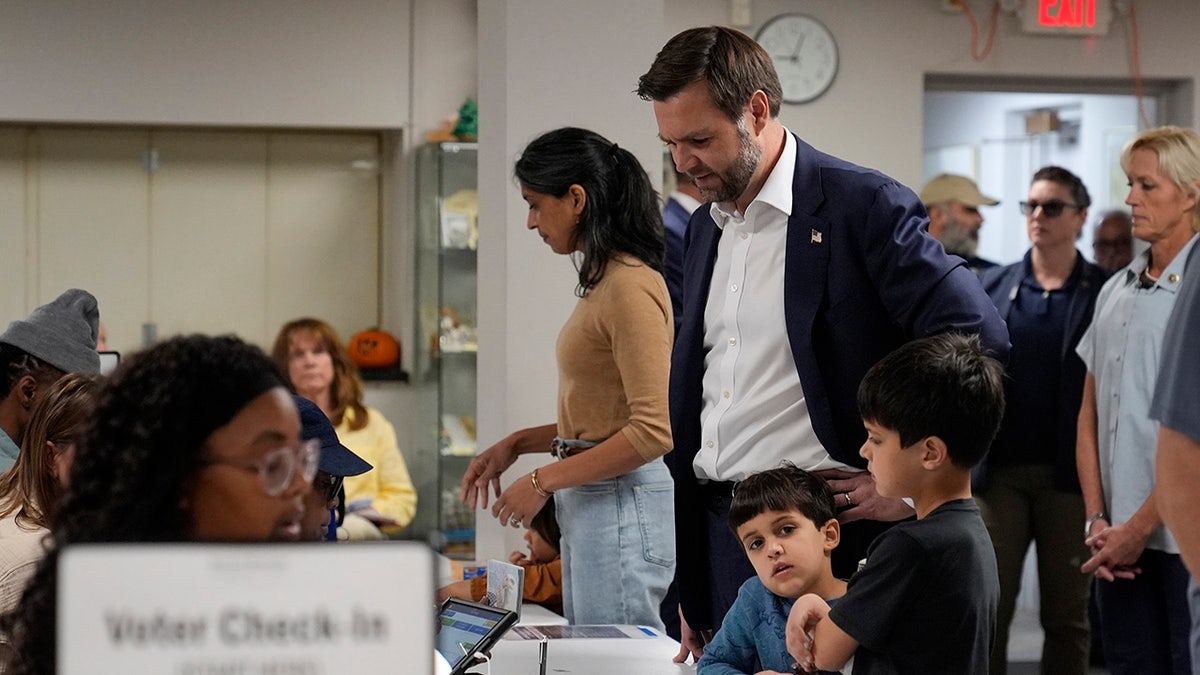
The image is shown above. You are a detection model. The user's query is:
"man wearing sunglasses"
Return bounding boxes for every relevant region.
[292,395,372,542]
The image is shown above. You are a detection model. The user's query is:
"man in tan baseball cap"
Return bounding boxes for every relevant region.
[919,173,1000,273]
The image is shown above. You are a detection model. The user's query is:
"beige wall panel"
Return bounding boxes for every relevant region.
[0,0,412,128]
[149,131,269,347]
[35,129,150,356]
[0,128,29,323]
[265,133,379,349]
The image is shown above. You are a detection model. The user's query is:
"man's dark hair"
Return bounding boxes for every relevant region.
[637,26,782,121]
[728,463,836,534]
[0,343,63,400]
[857,333,1005,469]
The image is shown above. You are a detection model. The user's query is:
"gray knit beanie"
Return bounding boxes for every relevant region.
[0,289,101,374]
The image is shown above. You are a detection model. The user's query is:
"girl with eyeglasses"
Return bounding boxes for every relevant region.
[977,166,1110,675]
[0,334,314,675]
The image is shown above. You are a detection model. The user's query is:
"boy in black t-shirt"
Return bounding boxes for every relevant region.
[787,333,1005,674]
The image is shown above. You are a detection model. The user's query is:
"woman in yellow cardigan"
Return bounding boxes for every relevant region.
[273,317,416,539]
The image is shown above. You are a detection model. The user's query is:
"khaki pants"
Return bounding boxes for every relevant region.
[977,464,1091,675]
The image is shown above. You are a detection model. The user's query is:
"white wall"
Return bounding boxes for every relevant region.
[474,0,666,560]
[0,0,411,128]
[926,90,1148,265]
[665,1,1197,190]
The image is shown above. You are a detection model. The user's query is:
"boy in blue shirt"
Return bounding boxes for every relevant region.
[699,464,847,674]
[788,333,1004,674]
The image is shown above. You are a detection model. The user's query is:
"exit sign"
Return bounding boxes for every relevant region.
[1022,0,1114,35]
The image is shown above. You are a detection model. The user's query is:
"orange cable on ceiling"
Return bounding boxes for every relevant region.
[962,0,1001,61]
[1126,3,1151,130]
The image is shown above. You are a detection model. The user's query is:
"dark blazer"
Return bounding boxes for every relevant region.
[978,251,1109,493]
[668,134,1010,629]
[663,195,692,334]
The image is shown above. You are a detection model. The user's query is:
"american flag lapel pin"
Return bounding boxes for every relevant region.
[810,229,823,244]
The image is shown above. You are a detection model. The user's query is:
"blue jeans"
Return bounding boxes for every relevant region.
[555,458,674,629]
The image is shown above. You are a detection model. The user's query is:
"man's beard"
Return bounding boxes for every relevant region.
[698,121,761,205]
[940,213,978,258]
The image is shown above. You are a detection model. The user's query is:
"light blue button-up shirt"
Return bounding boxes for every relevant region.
[0,426,19,473]
[1077,235,1198,554]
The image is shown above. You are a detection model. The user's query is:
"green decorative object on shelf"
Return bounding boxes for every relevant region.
[453,98,478,141]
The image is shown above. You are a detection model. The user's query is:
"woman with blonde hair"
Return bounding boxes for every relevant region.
[1076,125,1200,673]
[272,318,416,539]
[0,373,101,621]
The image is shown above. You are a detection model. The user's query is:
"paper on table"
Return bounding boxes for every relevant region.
[508,625,659,640]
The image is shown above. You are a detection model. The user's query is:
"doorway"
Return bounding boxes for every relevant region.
[923,75,1193,265]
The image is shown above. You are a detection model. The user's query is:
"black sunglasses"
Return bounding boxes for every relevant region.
[314,472,344,502]
[1019,200,1081,218]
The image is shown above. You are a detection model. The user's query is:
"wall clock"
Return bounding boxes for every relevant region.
[754,13,839,104]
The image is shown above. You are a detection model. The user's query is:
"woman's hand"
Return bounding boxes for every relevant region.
[1082,520,1146,582]
[460,433,522,509]
[492,471,549,529]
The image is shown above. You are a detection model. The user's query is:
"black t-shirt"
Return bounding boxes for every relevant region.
[828,499,999,674]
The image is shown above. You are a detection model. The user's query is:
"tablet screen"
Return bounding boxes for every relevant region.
[436,599,516,673]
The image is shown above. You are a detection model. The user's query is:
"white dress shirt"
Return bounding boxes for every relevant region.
[692,131,856,482]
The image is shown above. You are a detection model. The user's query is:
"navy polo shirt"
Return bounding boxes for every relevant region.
[990,256,1085,467]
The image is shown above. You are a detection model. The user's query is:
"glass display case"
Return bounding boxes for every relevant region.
[414,141,478,559]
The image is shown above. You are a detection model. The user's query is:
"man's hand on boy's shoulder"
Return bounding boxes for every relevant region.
[818,469,915,523]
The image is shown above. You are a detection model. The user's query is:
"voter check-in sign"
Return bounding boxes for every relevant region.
[58,542,434,675]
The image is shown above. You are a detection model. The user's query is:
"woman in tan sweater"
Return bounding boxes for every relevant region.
[460,127,674,629]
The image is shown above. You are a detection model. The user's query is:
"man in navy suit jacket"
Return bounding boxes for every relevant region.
[638,26,1010,662]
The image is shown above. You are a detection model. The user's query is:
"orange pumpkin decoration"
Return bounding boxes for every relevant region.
[348,328,401,369]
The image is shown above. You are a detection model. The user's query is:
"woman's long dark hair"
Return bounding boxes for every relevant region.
[0,334,285,675]
[514,127,665,296]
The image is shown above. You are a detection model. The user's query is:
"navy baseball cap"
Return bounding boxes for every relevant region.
[292,395,372,477]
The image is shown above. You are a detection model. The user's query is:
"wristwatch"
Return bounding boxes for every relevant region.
[1084,512,1107,537]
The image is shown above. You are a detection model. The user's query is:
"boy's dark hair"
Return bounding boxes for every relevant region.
[857,333,1005,469]
[728,463,836,535]
[529,497,561,553]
